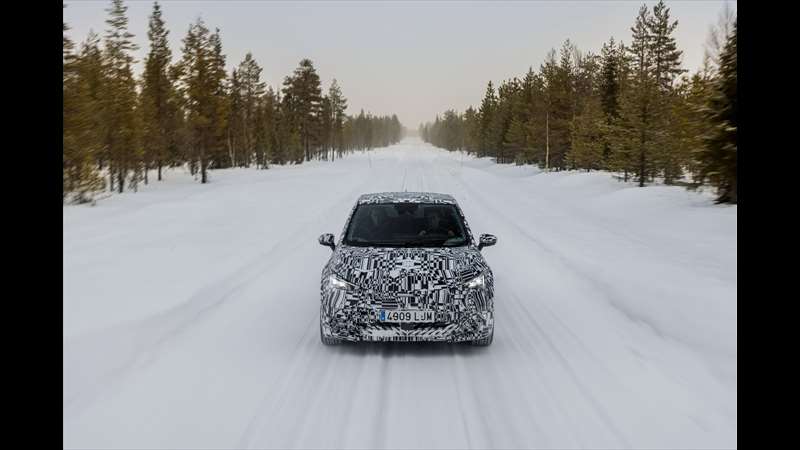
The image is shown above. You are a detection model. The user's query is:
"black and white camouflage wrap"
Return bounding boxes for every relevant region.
[320,192,495,343]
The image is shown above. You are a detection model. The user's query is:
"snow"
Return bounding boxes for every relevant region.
[63,138,736,449]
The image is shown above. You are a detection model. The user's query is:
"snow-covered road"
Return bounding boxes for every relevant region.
[63,138,737,449]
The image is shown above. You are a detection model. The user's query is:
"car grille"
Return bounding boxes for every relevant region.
[363,322,462,341]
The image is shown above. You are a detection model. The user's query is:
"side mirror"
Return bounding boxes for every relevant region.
[318,233,336,250]
[478,234,497,250]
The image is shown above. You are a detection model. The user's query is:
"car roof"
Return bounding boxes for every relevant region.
[357,192,458,205]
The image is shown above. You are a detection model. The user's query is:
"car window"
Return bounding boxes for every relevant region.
[344,203,469,247]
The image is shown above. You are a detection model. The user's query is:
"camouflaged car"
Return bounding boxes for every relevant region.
[317,192,497,345]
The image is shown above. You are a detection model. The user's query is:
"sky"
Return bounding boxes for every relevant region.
[64,0,736,130]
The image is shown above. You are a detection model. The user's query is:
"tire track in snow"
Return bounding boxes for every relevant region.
[372,348,393,449]
[425,157,508,448]
[433,159,624,448]
[326,348,371,449]
[447,346,490,449]
[427,157,556,448]
[451,167,686,347]
[459,166,738,374]
[461,164,734,288]
[65,171,380,420]
[64,230,316,421]
[445,155,730,447]
[503,286,633,447]
[237,314,319,448]
[234,157,411,449]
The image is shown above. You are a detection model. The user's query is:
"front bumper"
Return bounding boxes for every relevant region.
[322,311,493,343]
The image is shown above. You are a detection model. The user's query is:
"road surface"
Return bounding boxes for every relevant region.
[63,138,737,449]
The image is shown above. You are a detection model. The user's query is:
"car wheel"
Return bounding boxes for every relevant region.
[320,320,342,345]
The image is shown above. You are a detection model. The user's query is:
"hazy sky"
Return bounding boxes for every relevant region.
[64,0,735,129]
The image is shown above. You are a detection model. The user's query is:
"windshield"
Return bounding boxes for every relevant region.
[343,203,470,247]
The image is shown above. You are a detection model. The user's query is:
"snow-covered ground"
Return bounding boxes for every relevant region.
[63,138,736,449]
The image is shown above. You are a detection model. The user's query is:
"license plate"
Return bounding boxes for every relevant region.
[379,309,435,323]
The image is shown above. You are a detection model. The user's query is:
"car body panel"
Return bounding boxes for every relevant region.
[320,192,494,343]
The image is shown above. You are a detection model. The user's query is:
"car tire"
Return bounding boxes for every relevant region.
[320,320,342,345]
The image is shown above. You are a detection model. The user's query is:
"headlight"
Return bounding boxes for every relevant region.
[328,274,356,291]
[465,273,486,289]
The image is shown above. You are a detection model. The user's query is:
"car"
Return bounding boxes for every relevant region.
[317,192,497,345]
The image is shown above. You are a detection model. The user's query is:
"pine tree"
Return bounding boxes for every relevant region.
[327,79,347,159]
[538,51,557,170]
[207,29,229,172]
[261,87,279,165]
[574,50,599,116]
[282,59,322,162]
[644,0,687,184]
[252,94,269,168]
[79,32,108,168]
[491,79,519,163]
[538,42,578,170]
[520,67,537,123]
[648,0,685,93]
[477,81,496,157]
[463,106,480,154]
[504,70,537,164]
[276,85,297,163]
[520,68,547,166]
[662,76,704,184]
[615,4,657,186]
[178,18,222,184]
[616,40,632,98]
[599,38,621,119]
[318,95,333,159]
[166,61,189,169]
[506,117,529,164]
[696,20,737,203]
[440,110,463,151]
[226,69,244,167]
[681,71,713,179]
[64,20,106,202]
[235,52,266,166]
[102,0,140,193]
[569,97,605,171]
[140,1,175,182]
[599,38,622,166]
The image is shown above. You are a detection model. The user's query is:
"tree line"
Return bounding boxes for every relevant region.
[420,1,737,204]
[63,0,404,203]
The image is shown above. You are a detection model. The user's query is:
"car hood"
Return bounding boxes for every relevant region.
[329,245,487,292]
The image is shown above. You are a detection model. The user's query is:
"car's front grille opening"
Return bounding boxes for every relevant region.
[364,321,463,341]
[371,321,452,331]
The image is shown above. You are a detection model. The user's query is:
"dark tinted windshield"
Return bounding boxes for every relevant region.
[344,203,470,247]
